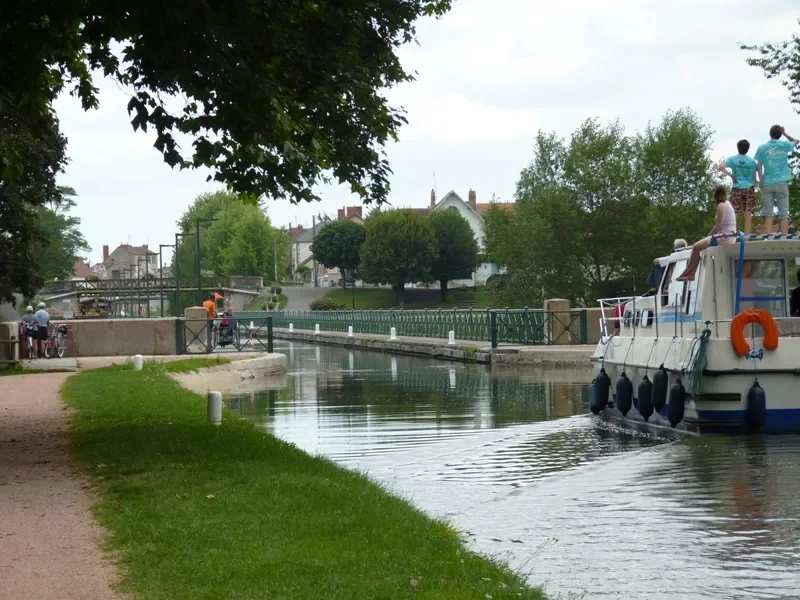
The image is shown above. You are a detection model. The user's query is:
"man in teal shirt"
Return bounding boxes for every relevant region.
[719,139,758,234]
[755,125,799,235]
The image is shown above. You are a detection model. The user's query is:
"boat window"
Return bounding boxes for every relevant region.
[665,260,687,308]
[640,309,653,327]
[660,262,676,306]
[684,270,700,316]
[734,259,786,317]
[791,260,800,317]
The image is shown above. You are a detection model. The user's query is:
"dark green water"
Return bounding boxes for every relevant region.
[228,341,800,599]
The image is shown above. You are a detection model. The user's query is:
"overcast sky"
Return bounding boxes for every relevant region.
[55,0,799,265]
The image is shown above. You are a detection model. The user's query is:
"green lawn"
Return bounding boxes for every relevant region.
[323,287,494,310]
[62,362,545,600]
[245,293,288,311]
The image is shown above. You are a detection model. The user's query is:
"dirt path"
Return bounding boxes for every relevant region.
[0,373,121,600]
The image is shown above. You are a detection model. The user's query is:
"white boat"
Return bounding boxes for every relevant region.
[590,233,800,433]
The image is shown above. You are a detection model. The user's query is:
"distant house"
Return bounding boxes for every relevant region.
[287,222,331,284]
[412,189,514,285]
[336,206,363,224]
[100,244,159,279]
[71,260,92,280]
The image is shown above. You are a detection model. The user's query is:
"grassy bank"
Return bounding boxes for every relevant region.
[62,362,545,600]
[245,293,288,311]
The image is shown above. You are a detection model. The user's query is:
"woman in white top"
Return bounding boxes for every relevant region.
[676,185,737,281]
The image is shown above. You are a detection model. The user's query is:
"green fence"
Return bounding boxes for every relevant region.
[235,309,588,348]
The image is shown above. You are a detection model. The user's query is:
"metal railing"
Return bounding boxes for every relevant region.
[235,308,589,348]
[176,316,274,355]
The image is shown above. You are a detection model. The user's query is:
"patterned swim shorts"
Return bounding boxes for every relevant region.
[729,188,756,214]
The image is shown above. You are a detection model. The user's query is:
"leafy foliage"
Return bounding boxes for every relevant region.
[310,297,346,311]
[174,191,289,282]
[428,210,478,299]
[311,220,366,280]
[0,102,69,303]
[33,190,90,281]
[3,1,452,205]
[485,109,716,306]
[743,24,800,114]
[360,209,438,293]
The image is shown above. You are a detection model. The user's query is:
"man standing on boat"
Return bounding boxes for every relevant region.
[719,140,757,234]
[755,125,799,235]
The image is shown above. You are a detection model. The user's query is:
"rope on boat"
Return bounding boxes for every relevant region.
[686,327,712,398]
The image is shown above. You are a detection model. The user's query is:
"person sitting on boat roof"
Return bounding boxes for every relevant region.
[644,238,688,295]
[676,185,736,282]
[718,139,757,235]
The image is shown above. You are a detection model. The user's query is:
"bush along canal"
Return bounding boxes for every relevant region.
[62,360,547,600]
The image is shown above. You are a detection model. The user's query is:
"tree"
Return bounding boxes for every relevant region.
[743,24,800,113]
[33,190,91,281]
[428,210,478,299]
[311,220,366,284]
[484,110,717,306]
[0,102,68,303]
[174,190,289,282]
[359,209,438,300]
[3,1,452,205]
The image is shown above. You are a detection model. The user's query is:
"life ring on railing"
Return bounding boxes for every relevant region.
[730,309,779,357]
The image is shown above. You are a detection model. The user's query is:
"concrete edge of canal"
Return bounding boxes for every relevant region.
[172,353,288,394]
[272,328,595,367]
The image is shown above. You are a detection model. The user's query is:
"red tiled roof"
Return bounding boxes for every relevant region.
[475,202,514,216]
[337,206,363,220]
[72,260,91,278]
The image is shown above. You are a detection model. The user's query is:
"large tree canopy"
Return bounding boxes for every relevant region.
[34,189,90,282]
[311,220,366,281]
[174,190,289,283]
[360,209,438,296]
[3,1,451,205]
[428,209,478,299]
[744,23,800,114]
[485,109,716,307]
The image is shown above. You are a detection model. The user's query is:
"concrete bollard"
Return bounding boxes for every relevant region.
[347,325,353,337]
[207,391,222,425]
[250,321,254,330]
[389,326,397,341]
[315,324,320,335]
[448,330,455,345]
[133,354,144,371]
[289,323,294,332]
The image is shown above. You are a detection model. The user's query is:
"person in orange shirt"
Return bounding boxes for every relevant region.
[202,293,217,319]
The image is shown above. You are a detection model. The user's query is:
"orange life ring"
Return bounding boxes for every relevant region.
[730,309,779,357]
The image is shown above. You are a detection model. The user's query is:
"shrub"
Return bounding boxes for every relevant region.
[310,297,346,311]
[274,286,282,295]
[270,286,277,294]
[267,302,275,310]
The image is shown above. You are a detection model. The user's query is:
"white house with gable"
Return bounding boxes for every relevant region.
[428,189,513,286]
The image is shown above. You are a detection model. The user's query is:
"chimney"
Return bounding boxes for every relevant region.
[430,189,436,209]
[468,189,477,210]
[103,245,109,262]
[142,244,148,252]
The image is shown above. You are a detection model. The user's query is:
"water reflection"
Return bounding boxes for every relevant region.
[228,342,800,599]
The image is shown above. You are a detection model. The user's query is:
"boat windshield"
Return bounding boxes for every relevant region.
[735,259,787,318]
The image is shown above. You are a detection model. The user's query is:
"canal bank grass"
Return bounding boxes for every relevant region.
[62,361,545,600]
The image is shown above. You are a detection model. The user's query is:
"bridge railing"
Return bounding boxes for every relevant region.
[235,308,589,347]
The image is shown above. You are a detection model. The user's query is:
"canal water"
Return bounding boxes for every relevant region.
[228,342,800,599]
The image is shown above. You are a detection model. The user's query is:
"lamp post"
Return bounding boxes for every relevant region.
[195,218,218,306]
[137,257,147,317]
[159,244,175,317]
[121,267,130,317]
[175,233,194,317]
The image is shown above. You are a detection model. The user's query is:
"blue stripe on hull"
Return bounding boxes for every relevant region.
[617,396,800,433]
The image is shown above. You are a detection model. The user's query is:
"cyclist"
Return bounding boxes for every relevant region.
[21,306,39,358]
[34,302,50,359]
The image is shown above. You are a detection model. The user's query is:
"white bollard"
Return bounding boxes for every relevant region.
[448,330,455,345]
[250,321,254,330]
[347,325,353,337]
[289,323,294,332]
[315,323,320,335]
[389,326,397,341]
[133,354,144,371]
[207,391,223,425]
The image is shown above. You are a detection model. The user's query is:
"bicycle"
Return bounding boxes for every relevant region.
[44,324,69,359]
[23,322,38,360]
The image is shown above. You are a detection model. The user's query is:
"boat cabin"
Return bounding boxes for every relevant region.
[601,235,800,339]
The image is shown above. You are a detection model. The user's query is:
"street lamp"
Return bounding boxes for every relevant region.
[159,244,175,317]
[195,218,219,306]
[174,232,194,317]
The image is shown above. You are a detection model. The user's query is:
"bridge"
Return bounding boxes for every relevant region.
[39,276,263,301]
